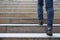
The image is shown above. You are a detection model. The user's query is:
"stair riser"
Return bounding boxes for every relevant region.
[0,13,38,17]
[6,27,60,33]
[0,13,60,18]
[0,27,6,33]
[0,10,59,13]
[0,27,60,33]
[0,19,59,24]
[0,5,37,8]
[0,10,37,12]
[0,5,60,9]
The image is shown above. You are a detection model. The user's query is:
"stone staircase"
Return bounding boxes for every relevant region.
[0,0,60,40]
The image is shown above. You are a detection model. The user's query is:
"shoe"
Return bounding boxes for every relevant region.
[46,31,53,36]
[39,20,43,26]
[46,27,53,36]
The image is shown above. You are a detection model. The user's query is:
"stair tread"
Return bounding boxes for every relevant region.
[0,33,60,38]
[0,24,60,27]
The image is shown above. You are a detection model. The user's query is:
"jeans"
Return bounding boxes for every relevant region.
[38,0,54,31]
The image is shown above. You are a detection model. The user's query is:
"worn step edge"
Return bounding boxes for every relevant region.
[0,33,60,38]
[0,24,60,27]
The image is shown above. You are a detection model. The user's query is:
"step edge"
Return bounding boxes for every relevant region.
[0,33,60,38]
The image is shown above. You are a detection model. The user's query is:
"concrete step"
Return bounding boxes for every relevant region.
[0,18,60,24]
[0,26,60,33]
[0,24,60,33]
[0,1,59,4]
[0,27,6,33]
[0,9,37,12]
[0,1,59,11]
[0,5,60,9]
[0,6,60,10]
[0,5,37,8]
[0,9,60,12]
[0,33,60,38]
[6,26,60,33]
[0,13,60,18]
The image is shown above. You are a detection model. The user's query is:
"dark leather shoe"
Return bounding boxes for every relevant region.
[46,31,53,36]
[46,27,53,36]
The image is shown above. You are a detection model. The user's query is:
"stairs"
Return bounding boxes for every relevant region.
[0,0,60,40]
[0,24,60,33]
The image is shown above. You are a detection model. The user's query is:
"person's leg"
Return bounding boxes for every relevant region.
[38,0,44,25]
[45,0,54,36]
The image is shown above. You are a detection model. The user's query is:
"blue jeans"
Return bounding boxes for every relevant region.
[38,0,54,30]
